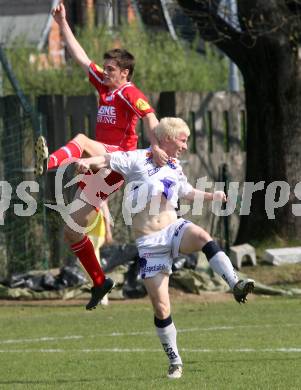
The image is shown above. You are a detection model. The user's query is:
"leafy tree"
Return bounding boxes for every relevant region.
[3,23,228,95]
[178,0,301,242]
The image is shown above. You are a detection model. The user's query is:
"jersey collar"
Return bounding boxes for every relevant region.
[145,147,179,168]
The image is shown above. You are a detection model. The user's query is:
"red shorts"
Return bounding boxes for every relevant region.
[79,143,127,208]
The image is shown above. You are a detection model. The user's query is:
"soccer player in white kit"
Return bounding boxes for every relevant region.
[75,117,255,379]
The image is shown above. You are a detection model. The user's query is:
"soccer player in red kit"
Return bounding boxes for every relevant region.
[37,56,160,174]
[35,2,168,310]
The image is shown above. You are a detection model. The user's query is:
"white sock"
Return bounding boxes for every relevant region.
[209,251,239,289]
[155,320,182,366]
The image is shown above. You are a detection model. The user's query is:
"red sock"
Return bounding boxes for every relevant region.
[48,140,82,169]
[71,236,105,286]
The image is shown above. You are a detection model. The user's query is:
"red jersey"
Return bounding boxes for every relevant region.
[89,62,154,151]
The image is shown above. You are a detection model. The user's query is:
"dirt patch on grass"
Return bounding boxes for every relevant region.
[242,263,301,287]
[0,288,241,306]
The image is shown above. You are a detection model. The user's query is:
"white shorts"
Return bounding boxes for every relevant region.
[135,218,191,279]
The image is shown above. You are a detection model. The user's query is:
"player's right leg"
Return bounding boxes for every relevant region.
[35,133,124,204]
[34,135,49,176]
[143,273,183,379]
[179,223,255,303]
[34,133,106,176]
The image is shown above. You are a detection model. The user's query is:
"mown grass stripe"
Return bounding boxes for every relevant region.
[0,347,301,353]
[1,322,300,345]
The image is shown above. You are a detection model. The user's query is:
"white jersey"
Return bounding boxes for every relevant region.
[110,148,193,209]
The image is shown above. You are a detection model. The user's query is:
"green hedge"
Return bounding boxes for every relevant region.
[3,22,229,95]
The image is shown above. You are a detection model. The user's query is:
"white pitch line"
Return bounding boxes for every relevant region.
[0,335,83,345]
[0,347,300,353]
[0,323,300,346]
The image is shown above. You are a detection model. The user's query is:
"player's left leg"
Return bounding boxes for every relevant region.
[63,193,114,310]
[86,212,109,306]
[179,223,254,303]
[143,273,183,379]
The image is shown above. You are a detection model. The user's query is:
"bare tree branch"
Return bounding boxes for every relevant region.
[285,0,301,14]
[177,0,301,66]
[177,0,250,64]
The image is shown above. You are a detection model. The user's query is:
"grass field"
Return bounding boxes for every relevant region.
[0,296,300,389]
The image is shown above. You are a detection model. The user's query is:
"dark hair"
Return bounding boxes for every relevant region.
[103,49,135,80]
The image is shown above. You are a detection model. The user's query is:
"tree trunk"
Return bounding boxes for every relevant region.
[177,0,301,241]
[237,37,301,241]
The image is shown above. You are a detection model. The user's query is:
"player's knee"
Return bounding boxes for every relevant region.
[63,225,82,245]
[63,226,72,244]
[195,229,212,249]
[154,300,170,319]
[74,133,87,145]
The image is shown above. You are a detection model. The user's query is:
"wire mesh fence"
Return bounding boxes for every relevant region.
[0,98,49,277]
[0,94,134,279]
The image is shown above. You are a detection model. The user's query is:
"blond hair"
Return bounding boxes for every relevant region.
[154,117,190,141]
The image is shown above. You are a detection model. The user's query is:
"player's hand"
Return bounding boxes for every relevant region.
[51,1,66,24]
[213,191,227,202]
[152,145,169,166]
[75,159,91,174]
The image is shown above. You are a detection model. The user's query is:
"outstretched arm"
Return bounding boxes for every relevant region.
[75,154,111,173]
[143,113,168,166]
[183,189,227,202]
[52,2,91,74]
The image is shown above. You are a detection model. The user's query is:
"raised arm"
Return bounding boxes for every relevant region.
[52,2,91,75]
[143,113,168,166]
